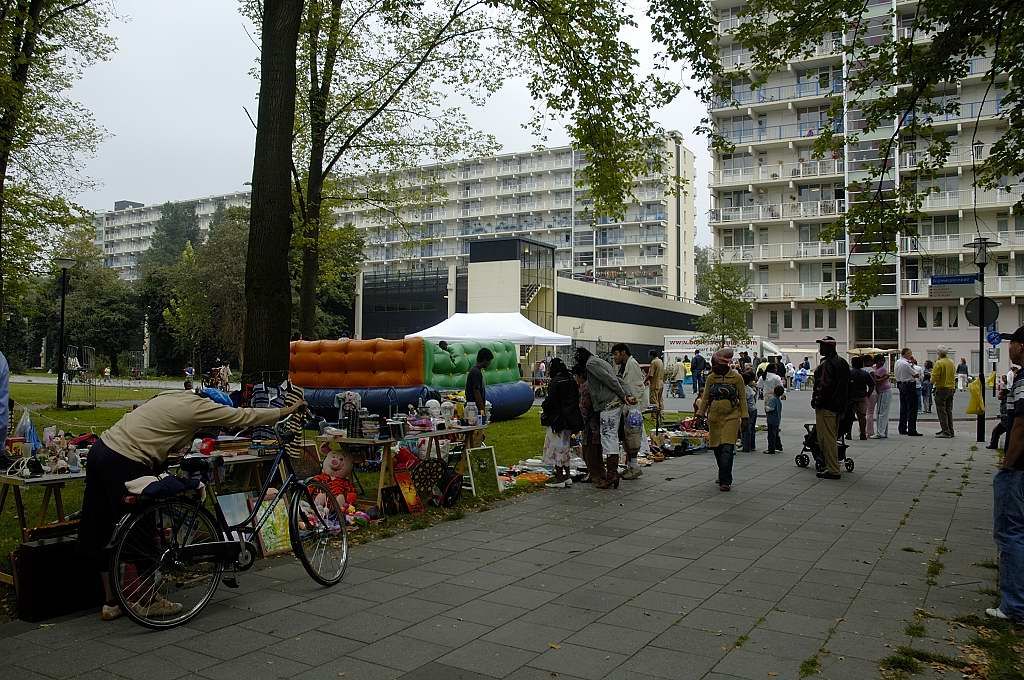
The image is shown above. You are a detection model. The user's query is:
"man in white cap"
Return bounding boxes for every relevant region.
[931,346,956,438]
[811,336,849,480]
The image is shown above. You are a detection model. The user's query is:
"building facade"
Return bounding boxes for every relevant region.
[343,135,697,301]
[93,192,252,280]
[710,0,1019,372]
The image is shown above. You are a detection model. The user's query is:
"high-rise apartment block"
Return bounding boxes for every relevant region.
[342,135,697,301]
[710,0,1019,371]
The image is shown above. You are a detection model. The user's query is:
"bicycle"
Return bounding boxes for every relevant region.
[109,414,348,629]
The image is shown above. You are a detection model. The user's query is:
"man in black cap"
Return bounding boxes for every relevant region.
[988,325,1024,623]
[811,336,850,480]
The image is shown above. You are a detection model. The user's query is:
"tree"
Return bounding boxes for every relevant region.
[696,263,752,348]
[162,242,208,368]
[648,0,1024,303]
[0,1,115,332]
[140,202,200,269]
[694,245,712,304]
[242,0,303,385]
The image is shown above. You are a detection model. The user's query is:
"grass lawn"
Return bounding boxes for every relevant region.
[10,382,165,407]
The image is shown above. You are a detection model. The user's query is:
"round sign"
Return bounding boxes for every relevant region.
[966,296,999,327]
[988,330,1003,347]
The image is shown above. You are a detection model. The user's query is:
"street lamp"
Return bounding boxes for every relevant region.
[965,237,998,443]
[54,257,75,409]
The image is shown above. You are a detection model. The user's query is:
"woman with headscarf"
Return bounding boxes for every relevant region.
[697,348,748,492]
[541,358,583,488]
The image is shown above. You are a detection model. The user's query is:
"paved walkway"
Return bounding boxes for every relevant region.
[0,412,999,680]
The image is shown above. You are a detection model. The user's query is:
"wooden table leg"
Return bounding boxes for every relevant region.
[54,484,66,522]
[0,484,8,516]
[12,487,28,542]
[38,486,53,526]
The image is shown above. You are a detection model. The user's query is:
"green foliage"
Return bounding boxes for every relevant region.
[694,245,712,304]
[697,262,752,348]
[140,202,200,271]
[879,653,923,674]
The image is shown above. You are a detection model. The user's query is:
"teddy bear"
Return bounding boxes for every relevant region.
[310,449,358,513]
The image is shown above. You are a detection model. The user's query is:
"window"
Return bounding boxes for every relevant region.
[769,311,779,337]
[971,350,982,375]
[801,308,811,329]
[918,307,927,328]
[746,311,754,329]
[932,307,943,328]
[948,306,958,328]
[828,308,838,329]
[814,309,824,329]
[784,309,793,329]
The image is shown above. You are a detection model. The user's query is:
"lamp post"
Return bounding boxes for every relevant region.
[54,257,75,409]
[965,238,997,443]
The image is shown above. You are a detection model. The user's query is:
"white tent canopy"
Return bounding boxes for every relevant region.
[406,313,572,346]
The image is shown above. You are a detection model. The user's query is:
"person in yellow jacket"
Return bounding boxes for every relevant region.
[931,346,956,438]
[697,348,748,492]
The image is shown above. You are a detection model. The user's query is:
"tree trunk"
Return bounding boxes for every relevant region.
[241,0,303,385]
[299,137,325,339]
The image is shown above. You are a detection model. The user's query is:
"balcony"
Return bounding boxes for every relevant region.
[709,198,846,225]
[903,145,988,169]
[918,186,1022,211]
[903,276,1024,298]
[905,98,1004,127]
[712,81,843,110]
[900,233,962,255]
[595,255,666,268]
[747,281,846,301]
[720,120,843,146]
[709,159,844,187]
[717,240,846,263]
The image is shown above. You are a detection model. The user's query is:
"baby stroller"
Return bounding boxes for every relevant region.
[796,423,854,472]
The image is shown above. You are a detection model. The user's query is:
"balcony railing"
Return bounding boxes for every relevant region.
[905,98,1004,126]
[747,281,846,300]
[709,198,846,224]
[918,186,1022,210]
[595,255,666,267]
[710,159,844,186]
[717,240,846,263]
[903,145,989,168]
[713,81,843,109]
[720,120,843,144]
[903,276,1024,297]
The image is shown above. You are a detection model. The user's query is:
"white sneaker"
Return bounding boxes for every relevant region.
[101,604,123,621]
[133,594,184,618]
[564,477,573,487]
[986,607,1010,620]
[545,479,566,489]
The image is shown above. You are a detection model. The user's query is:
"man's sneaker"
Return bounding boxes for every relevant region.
[545,478,566,489]
[986,607,1010,621]
[621,468,643,480]
[133,595,184,618]
[101,604,123,621]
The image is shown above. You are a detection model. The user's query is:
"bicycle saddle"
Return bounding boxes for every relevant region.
[180,455,224,474]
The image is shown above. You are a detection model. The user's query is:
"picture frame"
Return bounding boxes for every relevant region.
[465,445,500,497]
[254,497,292,556]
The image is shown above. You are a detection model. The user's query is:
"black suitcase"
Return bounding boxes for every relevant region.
[12,536,103,621]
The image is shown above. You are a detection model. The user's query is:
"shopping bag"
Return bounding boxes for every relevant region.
[966,377,985,415]
[14,409,42,453]
[623,407,644,450]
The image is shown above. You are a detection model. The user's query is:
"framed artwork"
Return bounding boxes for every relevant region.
[466,445,501,497]
[394,470,425,514]
[255,498,292,556]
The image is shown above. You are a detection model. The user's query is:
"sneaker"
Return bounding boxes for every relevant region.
[986,607,1010,621]
[564,477,573,487]
[719,484,731,492]
[621,468,643,480]
[101,604,123,621]
[763,450,777,455]
[134,595,184,618]
[816,472,842,480]
[545,479,567,489]
[936,433,952,438]
[908,432,923,437]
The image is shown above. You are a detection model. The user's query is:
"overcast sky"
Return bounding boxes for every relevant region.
[71,0,711,244]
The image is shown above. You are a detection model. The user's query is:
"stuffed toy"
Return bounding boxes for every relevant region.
[310,450,358,510]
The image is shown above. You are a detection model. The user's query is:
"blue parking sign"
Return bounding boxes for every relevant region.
[988,330,1002,346]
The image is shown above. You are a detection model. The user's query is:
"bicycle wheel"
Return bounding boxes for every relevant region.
[289,479,348,585]
[112,499,224,629]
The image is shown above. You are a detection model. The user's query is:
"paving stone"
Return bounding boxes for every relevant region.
[649,623,735,658]
[528,642,628,680]
[519,603,604,631]
[226,589,308,614]
[713,649,802,680]
[482,584,560,609]
[436,639,539,678]
[293,656,402,680]
[760,610,837,638]
[199,651,312,680]
[318,611,411,643]
[679,607,755,635]
[412,582,490,607]
[14,639,134,678]
[369,597,454,623]
[349,634,450,672]
[615,646,719,679]
[446,599,529,627]
[240,608,333,637]
[597,605,682,634]
[264,629,363,665]
[398,662,497,679]
[182,626,282,661]
[742,627,824,660]
[401,616,494,647]
[553,587,632,612]
[566,622,658,655]
[481,619,574,652]
[98,653,190,680]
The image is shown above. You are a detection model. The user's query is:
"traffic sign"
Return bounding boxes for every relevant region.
[966,296,999,327]
[988,331,1003,347]
[930,274,980,299]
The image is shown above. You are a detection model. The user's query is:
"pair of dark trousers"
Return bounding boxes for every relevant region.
[935,387,955,436]
[714,444,735,486]
[897,382,919,434]
[767,422,781,452]
[742,411,757,451]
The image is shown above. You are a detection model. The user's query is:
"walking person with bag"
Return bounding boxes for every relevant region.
[541,359,583,489]
[613,344,648,480]
[812,336,850,480]
[574,348,635,489]
[932,346,956,438]
[697,348,747,492]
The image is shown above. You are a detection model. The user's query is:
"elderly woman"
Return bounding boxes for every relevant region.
[697,349,748,492]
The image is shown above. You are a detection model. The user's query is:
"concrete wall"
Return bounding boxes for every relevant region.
[467,261,522,313]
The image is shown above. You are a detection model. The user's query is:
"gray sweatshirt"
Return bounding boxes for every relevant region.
[586,356,629,412]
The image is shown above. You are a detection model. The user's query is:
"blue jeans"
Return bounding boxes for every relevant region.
[714,443,735,486]
[767,421,781,452]
[742,411,757,451]
[993,469,1024,621]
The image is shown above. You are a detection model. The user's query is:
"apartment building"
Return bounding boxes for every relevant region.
[93,192,252,280]
[710,0,1019,371]
[342,135,698,301]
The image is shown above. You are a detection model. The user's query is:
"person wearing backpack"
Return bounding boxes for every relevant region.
[697,348,748,492]
[541,359,583,488]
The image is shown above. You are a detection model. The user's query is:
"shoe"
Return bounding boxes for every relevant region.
[986,607,1010,621]
[986,443,999,450]
[936,433,952,438]
[719,484,731,492]
[860,435,867,441]
[816,472,842,480]
[621,468,643,480]
[908,432,923,437]
[763,450,776,455]
[133,595,183,618]
[101,604,123,621]
[545,479,567,488]
[564,477,573,487]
